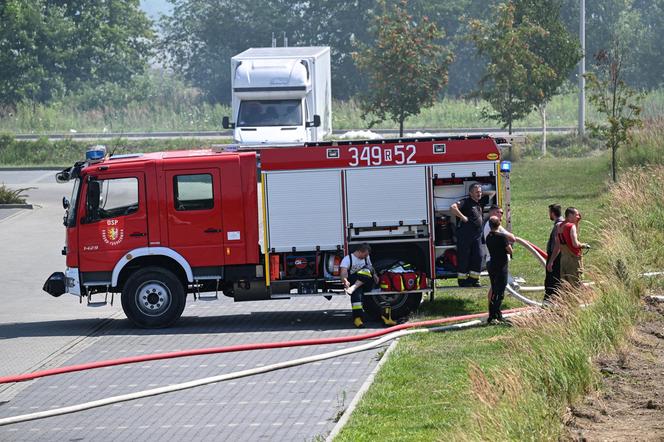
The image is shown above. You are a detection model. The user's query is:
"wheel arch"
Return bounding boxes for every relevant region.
[112,247,193,289]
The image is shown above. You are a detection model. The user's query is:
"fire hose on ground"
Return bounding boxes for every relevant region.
[0,236,621,426]
[0,308,533,426]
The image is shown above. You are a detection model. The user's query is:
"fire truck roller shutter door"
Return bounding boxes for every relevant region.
[265,170,343,252]
[346,166,428,228]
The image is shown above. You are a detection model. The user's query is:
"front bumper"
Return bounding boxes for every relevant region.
[43,267,81,297]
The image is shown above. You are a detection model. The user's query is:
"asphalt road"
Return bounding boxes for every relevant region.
[12,126,573,141]
[0,170,386,441]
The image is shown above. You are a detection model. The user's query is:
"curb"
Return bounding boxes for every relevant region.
[325,339,399,441]
[0,204,33,209]
[0,167,64,171]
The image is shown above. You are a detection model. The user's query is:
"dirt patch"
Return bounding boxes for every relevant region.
[564,297,664,441]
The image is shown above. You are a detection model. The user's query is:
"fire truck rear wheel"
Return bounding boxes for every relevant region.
[362,292,422,320]
[121,267,186,328]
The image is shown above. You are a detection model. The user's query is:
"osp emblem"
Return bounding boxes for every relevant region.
[101,219,125,246]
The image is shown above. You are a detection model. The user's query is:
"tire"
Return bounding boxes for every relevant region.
[363,291,422,320]
[121,266,186,328]
[363,257,423,320]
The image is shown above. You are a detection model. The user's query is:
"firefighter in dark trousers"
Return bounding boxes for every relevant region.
[340,243,387,328]
[485,216,512,323]
[483,205,515,307]
[544,203,564,302]
[450,183,484,287]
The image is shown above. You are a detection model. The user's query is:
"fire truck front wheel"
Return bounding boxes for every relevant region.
[121,267,186,328]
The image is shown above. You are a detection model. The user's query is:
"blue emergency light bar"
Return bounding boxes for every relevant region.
[86,145,106,163]
[500,161,511,173]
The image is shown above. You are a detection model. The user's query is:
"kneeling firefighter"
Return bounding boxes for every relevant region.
[340,243,396,328]
[450,183,484,287]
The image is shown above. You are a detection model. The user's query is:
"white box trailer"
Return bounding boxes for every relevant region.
[223,47,332,145]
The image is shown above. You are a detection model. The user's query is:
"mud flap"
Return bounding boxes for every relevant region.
[43,272,66,297]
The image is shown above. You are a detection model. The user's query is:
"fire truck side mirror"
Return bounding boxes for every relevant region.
[85,180,101,223]
[306,115,321,128]
[222,116,235,129]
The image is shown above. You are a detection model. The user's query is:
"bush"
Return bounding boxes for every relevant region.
[520,133,603,158]
[620,118,664,168]
[0,184,33,204]
[0,134,232,166]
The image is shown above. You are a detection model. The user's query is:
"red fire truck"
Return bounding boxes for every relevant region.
[43,136,511,327]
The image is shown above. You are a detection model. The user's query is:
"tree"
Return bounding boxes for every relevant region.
[466,2,549,135]
[160,0,307,103]
[585,43,643,182]
[512,0,580,155]
[352,0,452,136]
[0,0,153,107]
[160,0,375,102]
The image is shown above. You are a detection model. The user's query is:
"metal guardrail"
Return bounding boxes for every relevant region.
[11,126,575,141]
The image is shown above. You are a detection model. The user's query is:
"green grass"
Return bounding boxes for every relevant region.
[509,154,610,286]
[2,90,664,134]
[0,135,231,167]
[335,145,664,440]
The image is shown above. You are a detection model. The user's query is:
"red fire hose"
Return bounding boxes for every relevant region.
[0,307,529,385]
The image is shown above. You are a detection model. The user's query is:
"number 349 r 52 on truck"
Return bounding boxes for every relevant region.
[44,136,512,328]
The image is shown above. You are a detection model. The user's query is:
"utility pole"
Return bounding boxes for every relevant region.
[578,0,586,136]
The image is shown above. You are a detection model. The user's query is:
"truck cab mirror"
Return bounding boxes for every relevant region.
[222,116,235,129]
[85,179,101,222]
[62,196,70,210]
[306,114,321,128]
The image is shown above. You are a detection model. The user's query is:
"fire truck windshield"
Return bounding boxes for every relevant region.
[65,178,80,227]
[237,99,302,127]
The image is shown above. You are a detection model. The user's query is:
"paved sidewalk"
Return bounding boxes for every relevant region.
[0,297,386,441]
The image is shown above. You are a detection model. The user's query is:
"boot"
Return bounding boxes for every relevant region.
[381,306,397,326]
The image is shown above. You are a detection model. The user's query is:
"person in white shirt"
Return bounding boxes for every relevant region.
[339,243,380,328]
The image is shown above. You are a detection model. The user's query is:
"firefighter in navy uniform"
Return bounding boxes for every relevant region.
[450,183,484,287]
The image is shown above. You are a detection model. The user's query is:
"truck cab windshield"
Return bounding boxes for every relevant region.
[64,178,80,227]
[237,99,302,127]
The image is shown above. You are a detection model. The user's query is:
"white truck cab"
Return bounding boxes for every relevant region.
[223,47,332,145]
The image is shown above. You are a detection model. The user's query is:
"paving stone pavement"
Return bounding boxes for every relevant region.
[0,296,388,441]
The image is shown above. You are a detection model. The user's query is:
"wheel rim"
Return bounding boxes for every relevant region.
[135,280,172,317]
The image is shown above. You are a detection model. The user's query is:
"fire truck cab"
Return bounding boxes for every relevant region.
[44,136,510,328]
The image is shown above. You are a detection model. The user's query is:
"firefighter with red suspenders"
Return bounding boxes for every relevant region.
[450,183,484,287]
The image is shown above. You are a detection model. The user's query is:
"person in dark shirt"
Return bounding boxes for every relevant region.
[450,183,484,287]
[544,203,564,302]
[485,216,512,323]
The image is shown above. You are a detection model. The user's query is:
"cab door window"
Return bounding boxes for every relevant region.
[173,174,214,211]
[87,177,139,221]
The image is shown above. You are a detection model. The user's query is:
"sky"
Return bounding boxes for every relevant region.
[140,0,172,19]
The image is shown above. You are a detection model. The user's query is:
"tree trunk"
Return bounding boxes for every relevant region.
[540,103,547,157]
[399,118,404,137]
[612,143,618,182]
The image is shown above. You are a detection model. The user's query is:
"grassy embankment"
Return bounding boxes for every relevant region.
[334,123,664,441]
[2,90,664,134]
[0,135,231,167]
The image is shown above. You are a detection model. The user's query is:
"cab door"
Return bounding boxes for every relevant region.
[78,174,148,274]
[165,169,224,268]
